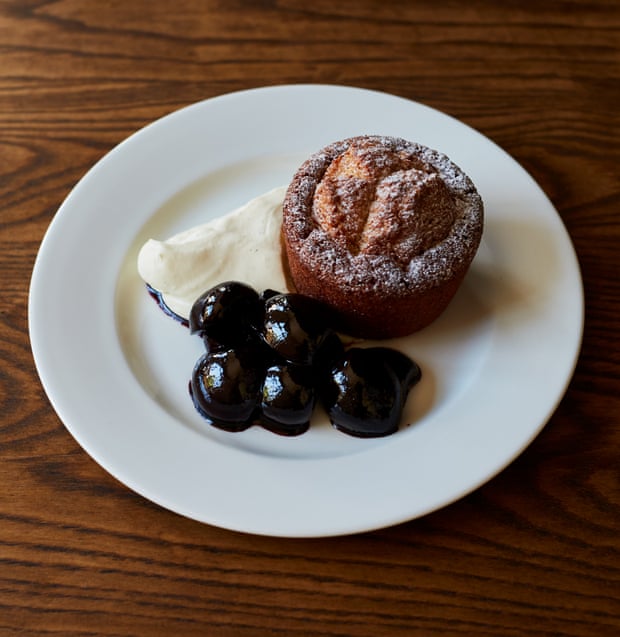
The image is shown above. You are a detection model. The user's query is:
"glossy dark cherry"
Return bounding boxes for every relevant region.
[190,348,263,431]
[259,293,333,366]
[259,362,315,436]
[320,347,421,438]
[189,281,261,344]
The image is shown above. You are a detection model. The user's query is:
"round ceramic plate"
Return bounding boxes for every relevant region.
[29,85,583,537]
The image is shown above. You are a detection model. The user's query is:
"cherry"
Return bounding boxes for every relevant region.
[189,348,263,431]
[259,293,333,366]
[259,362,315,436]
[189,281,261,345]
[319,347,420,438]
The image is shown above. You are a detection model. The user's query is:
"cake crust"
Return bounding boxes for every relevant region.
[282,135,483,338]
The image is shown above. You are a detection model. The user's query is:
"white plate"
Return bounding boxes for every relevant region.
[29,85,583,537]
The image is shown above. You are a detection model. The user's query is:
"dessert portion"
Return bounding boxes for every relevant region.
[188,281,421,437]
[138,135,482,436]
[139,209,423,435]
[282,135,483,338]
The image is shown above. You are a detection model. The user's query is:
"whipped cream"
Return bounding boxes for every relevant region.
[137,186,289,319]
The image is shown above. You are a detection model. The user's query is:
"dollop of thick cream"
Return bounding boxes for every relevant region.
[137,186,289,319]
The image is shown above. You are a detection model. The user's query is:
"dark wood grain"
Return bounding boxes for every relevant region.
[2,1,619,635]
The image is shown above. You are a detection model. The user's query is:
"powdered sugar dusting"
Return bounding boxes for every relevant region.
[283,135,483,298]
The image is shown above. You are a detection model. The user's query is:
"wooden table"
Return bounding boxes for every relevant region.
[3,1,619,634]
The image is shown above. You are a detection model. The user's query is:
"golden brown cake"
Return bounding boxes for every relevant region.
[281,135,484,338]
